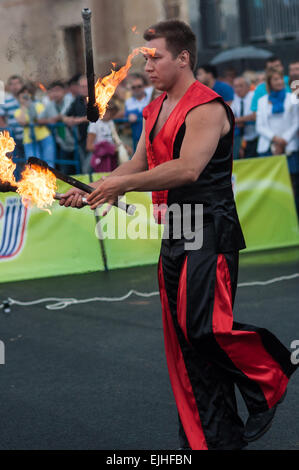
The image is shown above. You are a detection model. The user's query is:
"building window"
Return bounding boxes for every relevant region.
[242,0,299,43]
[164,0,181,18]
[63,25,85,77]
[200,0,240,49]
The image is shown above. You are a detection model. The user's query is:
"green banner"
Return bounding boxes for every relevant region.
[0,156,298,283]
[233,155,299,251]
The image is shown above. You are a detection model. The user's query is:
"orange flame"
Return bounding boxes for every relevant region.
[37,82,47,93]
[131,25,139,34]
[17,164,57,212]
[0,130,56,212]
[94,46,156,118]
[0,131,17,186]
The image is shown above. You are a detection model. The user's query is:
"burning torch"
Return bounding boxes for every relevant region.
[27,157,136,215]
[81,8,100,123]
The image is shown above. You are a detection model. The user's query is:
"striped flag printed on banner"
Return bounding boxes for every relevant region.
[0,197,28,260]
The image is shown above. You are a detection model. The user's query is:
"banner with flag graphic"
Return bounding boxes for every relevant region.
[0,197,28,260]
[0,156,298,283]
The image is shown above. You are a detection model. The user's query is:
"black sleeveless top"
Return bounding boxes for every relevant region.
[167,99,246,253]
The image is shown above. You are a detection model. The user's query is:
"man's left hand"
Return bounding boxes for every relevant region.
[86,175,128,211]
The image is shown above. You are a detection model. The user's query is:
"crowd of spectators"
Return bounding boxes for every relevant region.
[197,57,299,217]
[0,72,155,179]
[0,56,298,217]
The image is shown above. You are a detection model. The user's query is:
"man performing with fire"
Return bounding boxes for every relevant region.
[60,20,297,450]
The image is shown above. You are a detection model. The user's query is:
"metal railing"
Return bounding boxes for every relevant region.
[245,0,299,42]
[1,118,139,176]
[201,0,241,49]
[0,123,82,174]
[201,0,299,49]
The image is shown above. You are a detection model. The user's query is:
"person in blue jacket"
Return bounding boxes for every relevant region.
[196,64,234,105]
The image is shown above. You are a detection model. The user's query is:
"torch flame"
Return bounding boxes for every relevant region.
[0,130,56,212]
[37,82,47,93]
[94,46,156,118]
[17,164,57,212]
[0,131,17,186]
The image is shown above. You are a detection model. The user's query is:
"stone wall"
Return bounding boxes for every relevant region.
[0,0,191,85]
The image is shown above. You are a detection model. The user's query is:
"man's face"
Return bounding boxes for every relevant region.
[7,78,23,96]
[18,90,31,106]
[289,62,299,81]
[69,82,80,96]
[78,77,88,98]
[48,86,65,103]
[196,68,210,86]
[144,37,181,92]
[130,78,145,100]
[256,72,265,85]
[266,60,284,74]
[233,78,249,98]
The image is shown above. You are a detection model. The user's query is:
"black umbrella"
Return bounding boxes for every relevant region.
[210,46,273,65]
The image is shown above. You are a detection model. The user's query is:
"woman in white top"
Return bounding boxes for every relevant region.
[256,68,299,158]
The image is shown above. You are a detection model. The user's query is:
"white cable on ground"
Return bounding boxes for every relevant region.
[238,272,299,287]
[1,272,298,311]
[6,290,160,311]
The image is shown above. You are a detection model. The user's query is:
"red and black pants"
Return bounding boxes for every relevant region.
[158,227,296,450]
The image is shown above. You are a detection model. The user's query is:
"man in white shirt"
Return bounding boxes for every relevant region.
[231,77,258,159]
[0,75,25,179]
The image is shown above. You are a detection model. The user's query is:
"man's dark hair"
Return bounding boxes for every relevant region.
[198,64,218,79]
[107,98,119,115]
[128,72,148,86]
[143,19,197,72]
[67,73,81,86]
[266,56,282,65]
[48,81,65,90]
[7,75,23,84]
[16,84,33,97]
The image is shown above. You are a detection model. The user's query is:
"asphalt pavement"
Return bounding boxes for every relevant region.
[0,248,298,450]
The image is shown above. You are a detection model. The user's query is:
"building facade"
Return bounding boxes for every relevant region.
[1,0,297,86]
[193,0,299,70]
[0,0,190,85]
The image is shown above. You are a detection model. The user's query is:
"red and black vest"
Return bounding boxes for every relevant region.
[142,80,246,252]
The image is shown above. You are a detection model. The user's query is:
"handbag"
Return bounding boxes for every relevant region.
[109,121,130,164]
